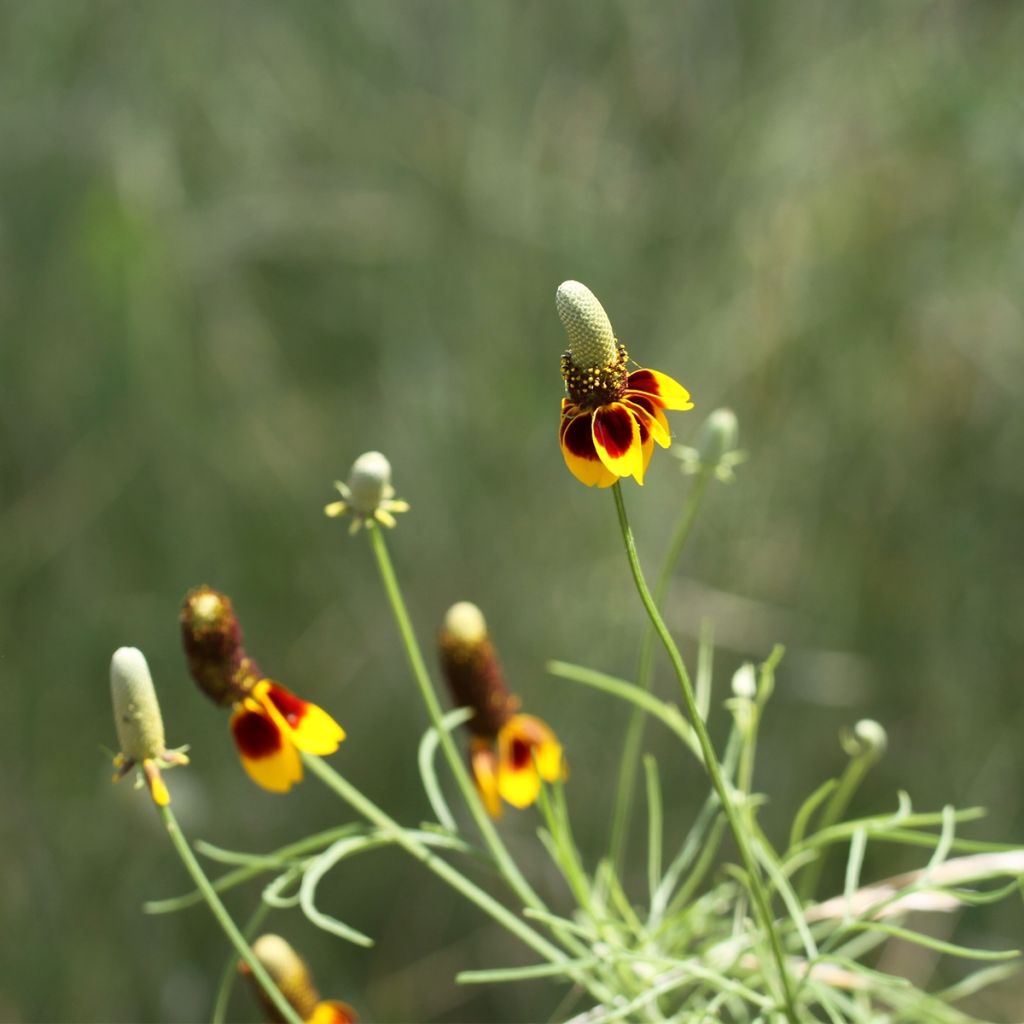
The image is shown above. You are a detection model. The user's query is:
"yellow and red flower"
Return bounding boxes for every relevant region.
[556,280,694,487]
[438,601,563,817]
[180,586,344,792]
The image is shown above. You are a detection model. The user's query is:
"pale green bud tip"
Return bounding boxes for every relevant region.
[731,663,757,699]
[110,646,166,762]
[443,601,488,644]
[556,280,618,370]
[697,408,739,465]
[347,450,393,514]
[854,718,887,757]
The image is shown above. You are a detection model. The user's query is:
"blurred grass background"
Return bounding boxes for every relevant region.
[2,2,1023,1021]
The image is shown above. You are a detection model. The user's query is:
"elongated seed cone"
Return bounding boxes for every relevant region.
[556,281,618,370]
[111,647,167,762]
[180,585,261,706]
[438,602,519,737]
[246,934,320,1021]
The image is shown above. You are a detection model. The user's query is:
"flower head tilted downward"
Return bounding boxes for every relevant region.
[325,451,409,534]
[110,646,189,806]
[557,281,694,487]
[180,586,345,793]
[438,601,563,817]
[241,934,357,1024]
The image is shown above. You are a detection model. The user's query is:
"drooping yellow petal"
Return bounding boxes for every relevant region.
[534,737,564,784]
[470,739,503,818]
[622,396,671,449]
[560,409,618,488]
[231,701,303,792]
[592,403,644,483]
[508,714,563,782]
[496,756,541,809]
[496,714,564,809]
[308,1001,358,1024]
[142,759,170,806]
[257,681,345,757]
[287,702,346,755]
[626,368,694,411]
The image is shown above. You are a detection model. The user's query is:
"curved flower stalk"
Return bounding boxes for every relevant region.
[438,601,563,816]
[241,934,356,1024]
[325,451,409,533]
[180,586,344,792]
[556,281,693,487]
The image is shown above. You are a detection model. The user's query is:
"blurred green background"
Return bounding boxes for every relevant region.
[2,2,1023,1021]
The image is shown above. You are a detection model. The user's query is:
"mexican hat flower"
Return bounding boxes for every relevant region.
[438,601,563,817]
[557,280,694,487]
[180,586,344,793]
[241,934,357,1024]
[110,646,189,806]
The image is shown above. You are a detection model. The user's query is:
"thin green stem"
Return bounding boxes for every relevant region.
[610,482,798,1022]
[609,471,712,872]
[302,754,612,1005]
[797,755,873,902]
[158,804,302,1024]
[365,528,566,929]
[211,902,269,1024]
[145,825,361,914]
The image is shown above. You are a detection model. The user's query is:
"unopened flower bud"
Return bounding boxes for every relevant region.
[439,602,519,737]
[556,281,618,370]
[841,718,888,761]
[696,408,739,466]
[325,451,409,533]
[111,647,166,762]
[731,662,757,700]
[347,451,393,515]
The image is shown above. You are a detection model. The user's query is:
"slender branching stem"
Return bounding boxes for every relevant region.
[366,526,586,956]
[302,754,612,1005]
[609,470,713,871]
[211,902,269,1024]
[158,805,303,1024]
[797,753,873,902]
[610,482,798,1022]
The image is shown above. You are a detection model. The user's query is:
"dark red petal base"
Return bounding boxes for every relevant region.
[592,405,636,458]
[232,709,282,759]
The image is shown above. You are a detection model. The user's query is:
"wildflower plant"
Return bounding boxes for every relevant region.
[112,283,1024,1024]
